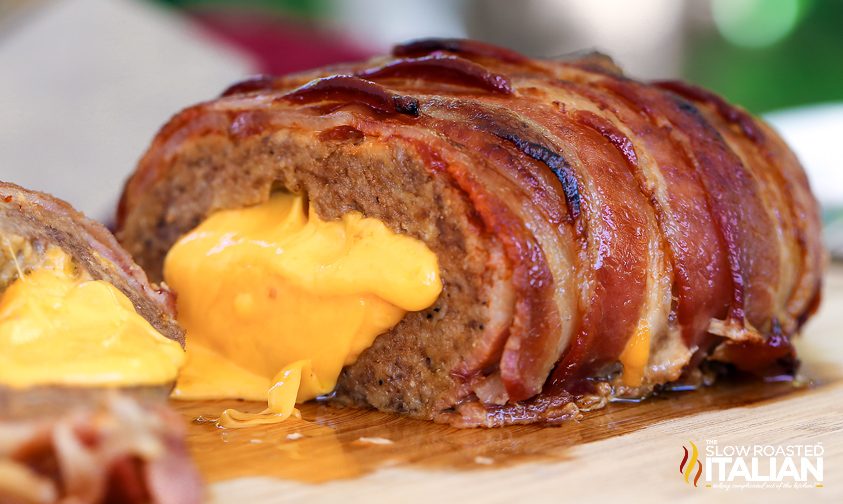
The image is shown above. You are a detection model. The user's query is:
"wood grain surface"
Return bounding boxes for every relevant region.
[175,264,843,503]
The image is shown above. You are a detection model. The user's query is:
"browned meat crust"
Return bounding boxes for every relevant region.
[116,39,825,427]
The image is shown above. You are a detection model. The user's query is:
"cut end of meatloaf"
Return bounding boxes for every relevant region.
[116,126,514,420]
[0,182,183,347]
[0,182,185,420]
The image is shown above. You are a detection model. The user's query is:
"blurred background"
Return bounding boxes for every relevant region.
[1,0,841,255]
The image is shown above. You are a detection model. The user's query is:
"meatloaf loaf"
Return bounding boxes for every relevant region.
[116,39,825,427]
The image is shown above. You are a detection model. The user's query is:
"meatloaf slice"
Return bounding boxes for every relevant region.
[0,182,184,417]
[0,182,183,345]
[0,182,201,503]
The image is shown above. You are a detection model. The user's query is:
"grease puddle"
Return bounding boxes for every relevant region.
[173,355,840,484]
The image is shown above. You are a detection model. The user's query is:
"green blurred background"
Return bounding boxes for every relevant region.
[687,0,843,113]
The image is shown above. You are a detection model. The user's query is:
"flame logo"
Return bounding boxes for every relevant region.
[679,441,703,487]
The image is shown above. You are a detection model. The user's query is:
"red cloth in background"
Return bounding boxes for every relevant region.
[188,11,375,76]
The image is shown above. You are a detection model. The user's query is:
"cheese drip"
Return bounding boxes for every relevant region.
[165,193,442,427]
[619,322,651,387]
[0,246,184,388]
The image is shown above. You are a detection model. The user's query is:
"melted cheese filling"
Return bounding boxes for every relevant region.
[165,193,442,427]
[619,322,651,387]
[0,245,184,388]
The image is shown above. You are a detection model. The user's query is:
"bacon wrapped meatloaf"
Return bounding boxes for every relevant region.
[116,39,824,427]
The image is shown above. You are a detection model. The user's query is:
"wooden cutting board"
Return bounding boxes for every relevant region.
[174,264,843,503]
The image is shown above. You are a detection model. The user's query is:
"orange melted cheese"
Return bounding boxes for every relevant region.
[0,246,184,388]
[619,322,651,387]
[164,193,442,427]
